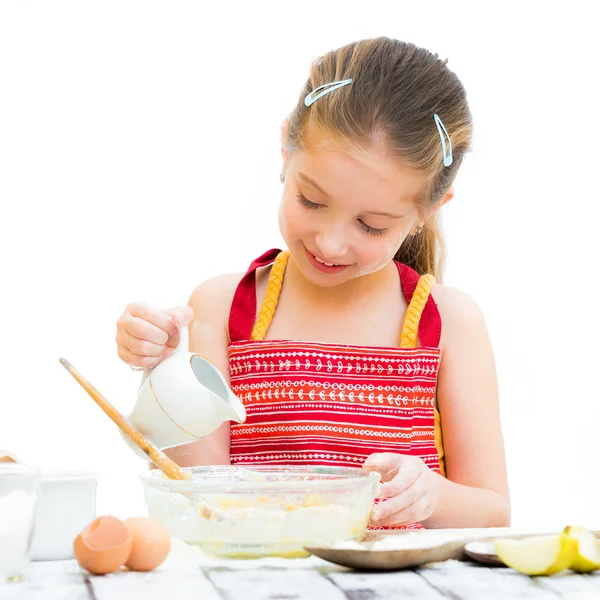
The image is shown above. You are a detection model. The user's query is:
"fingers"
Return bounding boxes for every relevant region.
[369,464,437,527]
[364,453,438,527]
[128,302,176,337]
[166,305,194,329]
[117,344,165,370]
[122,314,169,345]
[163,306,195,349]
[116,302,193,369]
[363,452,404,482]
[372,490,435,528]
[370,469,425,521]
[378,464,421,499]
[119,326,165,357]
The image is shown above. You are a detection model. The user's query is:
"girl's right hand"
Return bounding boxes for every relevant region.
[116,302,194,369]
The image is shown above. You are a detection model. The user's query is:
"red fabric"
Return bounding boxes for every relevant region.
[228,248,281,343]
[226,250,443,531]
[395,263,441,348]
[228,339,441,531]
[228,249,442,347]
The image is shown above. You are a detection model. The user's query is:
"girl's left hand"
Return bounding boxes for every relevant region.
[363,453,438,527]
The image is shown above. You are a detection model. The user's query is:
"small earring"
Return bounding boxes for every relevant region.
[415,225,424,234]
[279,173,285,183]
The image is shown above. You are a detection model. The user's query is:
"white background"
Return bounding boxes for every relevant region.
[1,1,598,529]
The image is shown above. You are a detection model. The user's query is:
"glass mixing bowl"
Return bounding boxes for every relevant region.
[141,465,380,558]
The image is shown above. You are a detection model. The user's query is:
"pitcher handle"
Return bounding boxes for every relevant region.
[138,324,189,391]
[174,324,189,356]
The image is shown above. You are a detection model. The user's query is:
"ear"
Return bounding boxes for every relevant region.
[430,186,454,216]
[441,186,454,207]
[420,187,454,227]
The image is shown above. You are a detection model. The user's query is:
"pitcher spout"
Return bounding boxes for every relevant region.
[190,355,246,424]
[227,392,247,424]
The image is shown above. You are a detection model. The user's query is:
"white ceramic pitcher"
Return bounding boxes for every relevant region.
[120,326,246,459]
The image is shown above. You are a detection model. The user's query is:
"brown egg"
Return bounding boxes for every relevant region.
[123,517,171,572]
[73,515,133,575]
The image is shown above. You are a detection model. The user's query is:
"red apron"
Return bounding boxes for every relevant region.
[228,249,445,530]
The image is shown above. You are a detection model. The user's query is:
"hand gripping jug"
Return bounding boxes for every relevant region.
[121,326,246,459]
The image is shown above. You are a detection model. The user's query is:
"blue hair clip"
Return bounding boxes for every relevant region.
[303,82,451,169]
[304,79,353,107]
[433,114,453,167]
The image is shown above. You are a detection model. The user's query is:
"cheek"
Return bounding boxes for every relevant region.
[354,237,403,277]
[278,197,294,237]
[277,200,287,235]
[279,196,309,239]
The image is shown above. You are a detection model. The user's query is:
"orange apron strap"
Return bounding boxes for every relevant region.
[434,408,446,477]
[399,273,446,477]
[399,274,436,348]
[251,250,290,341]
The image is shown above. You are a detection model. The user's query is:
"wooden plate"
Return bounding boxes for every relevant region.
[305,538,467,571]
[305,531,477,571]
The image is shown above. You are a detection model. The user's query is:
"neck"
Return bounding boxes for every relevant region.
[285,254,399,309]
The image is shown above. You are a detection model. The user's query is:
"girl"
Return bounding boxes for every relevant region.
[116,37,510,530]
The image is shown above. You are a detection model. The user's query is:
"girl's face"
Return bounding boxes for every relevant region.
[279,124,430,288]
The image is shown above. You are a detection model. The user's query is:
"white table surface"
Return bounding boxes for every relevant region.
[3,539,600,600]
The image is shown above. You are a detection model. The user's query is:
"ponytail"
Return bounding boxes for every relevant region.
[394,213,445,282]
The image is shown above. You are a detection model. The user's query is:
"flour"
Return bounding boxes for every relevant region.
[330,531,460,551]
[353,240,399,278]
[0,490,36,579]
[329,527,523,551]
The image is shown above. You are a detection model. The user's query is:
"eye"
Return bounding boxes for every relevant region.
[358,220,387,236]
[296,193,323,210]
[296,192,387,236]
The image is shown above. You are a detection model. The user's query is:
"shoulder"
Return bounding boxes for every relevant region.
[432,283,485,322]
[187,266,272,347]
[431,283,489,350]
[187,272,246,352]
[188,272,245,315]
[188,265,272,307]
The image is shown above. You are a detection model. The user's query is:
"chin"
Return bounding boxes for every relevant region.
[305,270,352,288]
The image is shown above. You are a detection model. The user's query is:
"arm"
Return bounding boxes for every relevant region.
[421,285,510,528]
[365,286,510,529]
[160,273,241,467]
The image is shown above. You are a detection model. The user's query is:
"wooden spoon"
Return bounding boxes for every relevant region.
[59,358,192,481]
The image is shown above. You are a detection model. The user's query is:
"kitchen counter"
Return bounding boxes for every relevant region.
[3,539,600,600]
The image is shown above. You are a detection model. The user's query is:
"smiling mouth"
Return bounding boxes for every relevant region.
[303,244,351,273]
[314,255,343,267]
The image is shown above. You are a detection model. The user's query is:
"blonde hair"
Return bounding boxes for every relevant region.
[283,37,474,281]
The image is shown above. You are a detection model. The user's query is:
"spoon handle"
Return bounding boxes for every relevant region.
[59,358,192,481]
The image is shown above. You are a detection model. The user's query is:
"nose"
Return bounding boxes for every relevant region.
[315,223,348,260]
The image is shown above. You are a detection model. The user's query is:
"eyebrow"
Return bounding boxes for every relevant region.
[364,210,404,219]
[298,172,332,198]
[297,171,405,219]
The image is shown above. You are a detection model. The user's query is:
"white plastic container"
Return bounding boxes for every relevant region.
[0,464,39,582]
[30,470,99,561]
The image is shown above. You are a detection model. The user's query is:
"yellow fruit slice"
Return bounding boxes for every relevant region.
[494,533,577,576]
[564,526,600,573]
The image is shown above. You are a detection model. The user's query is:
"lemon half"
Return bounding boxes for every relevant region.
[494,533,577,576]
